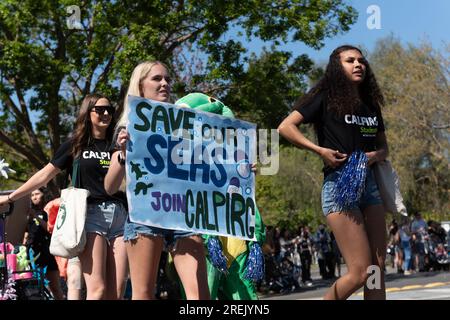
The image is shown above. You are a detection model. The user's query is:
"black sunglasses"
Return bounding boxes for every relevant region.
[91,105,115,116]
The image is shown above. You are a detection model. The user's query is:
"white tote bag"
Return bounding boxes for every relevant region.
[373,160,407,216]
[50,159,89,258]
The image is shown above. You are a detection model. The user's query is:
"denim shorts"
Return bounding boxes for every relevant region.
[85,201,127,241]
[123,218,196,251]
[321,166,383,216]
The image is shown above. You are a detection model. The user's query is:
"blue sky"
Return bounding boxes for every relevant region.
[226,0,450,64]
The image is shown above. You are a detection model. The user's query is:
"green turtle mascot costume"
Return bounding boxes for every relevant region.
[175,93,266,300]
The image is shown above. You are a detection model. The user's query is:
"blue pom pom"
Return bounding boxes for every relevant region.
[244,243,265,281]
[332,150,368,212]
[207,237,228,274]
[28,247,36,270]
[42,266,49,286]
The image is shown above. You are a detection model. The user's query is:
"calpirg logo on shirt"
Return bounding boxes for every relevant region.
[82,150,111,160]
[344,114,378,127]
[82,150,111,168]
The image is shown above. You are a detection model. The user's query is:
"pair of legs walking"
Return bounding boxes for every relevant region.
[78,232,209,300]
[126,234,209,300]
[324,205,386,300]
[78,233,128,299]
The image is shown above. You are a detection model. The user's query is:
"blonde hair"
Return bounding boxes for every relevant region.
[117,61,167,129]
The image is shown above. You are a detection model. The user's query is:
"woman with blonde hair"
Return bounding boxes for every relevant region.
[105,61,210,300]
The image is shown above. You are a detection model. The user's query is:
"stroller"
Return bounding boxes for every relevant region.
[269,243,301,293]
[434,243,449,271]
[1,203,51,300]
[263,253,285,293]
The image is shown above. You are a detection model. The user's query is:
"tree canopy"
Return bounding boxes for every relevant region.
[0,0,357,193]
[370,37,450,219]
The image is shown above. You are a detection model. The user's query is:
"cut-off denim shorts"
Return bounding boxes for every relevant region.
[123,218,196,251]
[321,166,383,216]
[85,201,127,242]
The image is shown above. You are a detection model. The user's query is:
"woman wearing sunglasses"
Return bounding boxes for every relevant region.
[0,94,128,300]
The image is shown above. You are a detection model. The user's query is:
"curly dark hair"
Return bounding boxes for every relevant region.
[294,45,384,115]
[71,93,116,158]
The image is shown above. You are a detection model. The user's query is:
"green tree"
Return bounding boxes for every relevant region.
[172,45,315,130]
[222,48,314,129]
[370,37,450,218]
[0,0,357,193]
[256,144,324,228]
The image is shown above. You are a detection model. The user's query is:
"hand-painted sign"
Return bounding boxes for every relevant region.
[126,95,257,240]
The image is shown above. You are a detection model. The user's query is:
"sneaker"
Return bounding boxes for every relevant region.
[305,281,313,287]
[404,270,412,275]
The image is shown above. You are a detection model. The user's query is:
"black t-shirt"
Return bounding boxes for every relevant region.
[299,237,311,253]
[25,209,50,250]
[51,139,125,204]
[295,93,385,174]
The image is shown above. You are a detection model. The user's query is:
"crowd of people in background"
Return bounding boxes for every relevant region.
[387,212,449,275]
[262,224,341,294]
[261,216,449,295]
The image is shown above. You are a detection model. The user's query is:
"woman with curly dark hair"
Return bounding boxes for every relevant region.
[278,45,389,300]
[0,94,128,300]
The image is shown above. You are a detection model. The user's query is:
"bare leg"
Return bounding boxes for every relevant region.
[336,256,341,277]
[105,236,128,300]
[79,233,107,300]
[323,211,372,300]
[414,251,419,271]
[363,204,386,300]
[67,258,83,300]
[173,235,210,300]
[397,249,404,272]
[46,269,64,300]
[126,235,163,300]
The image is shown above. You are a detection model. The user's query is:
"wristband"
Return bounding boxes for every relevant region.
[117,151,126,166]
